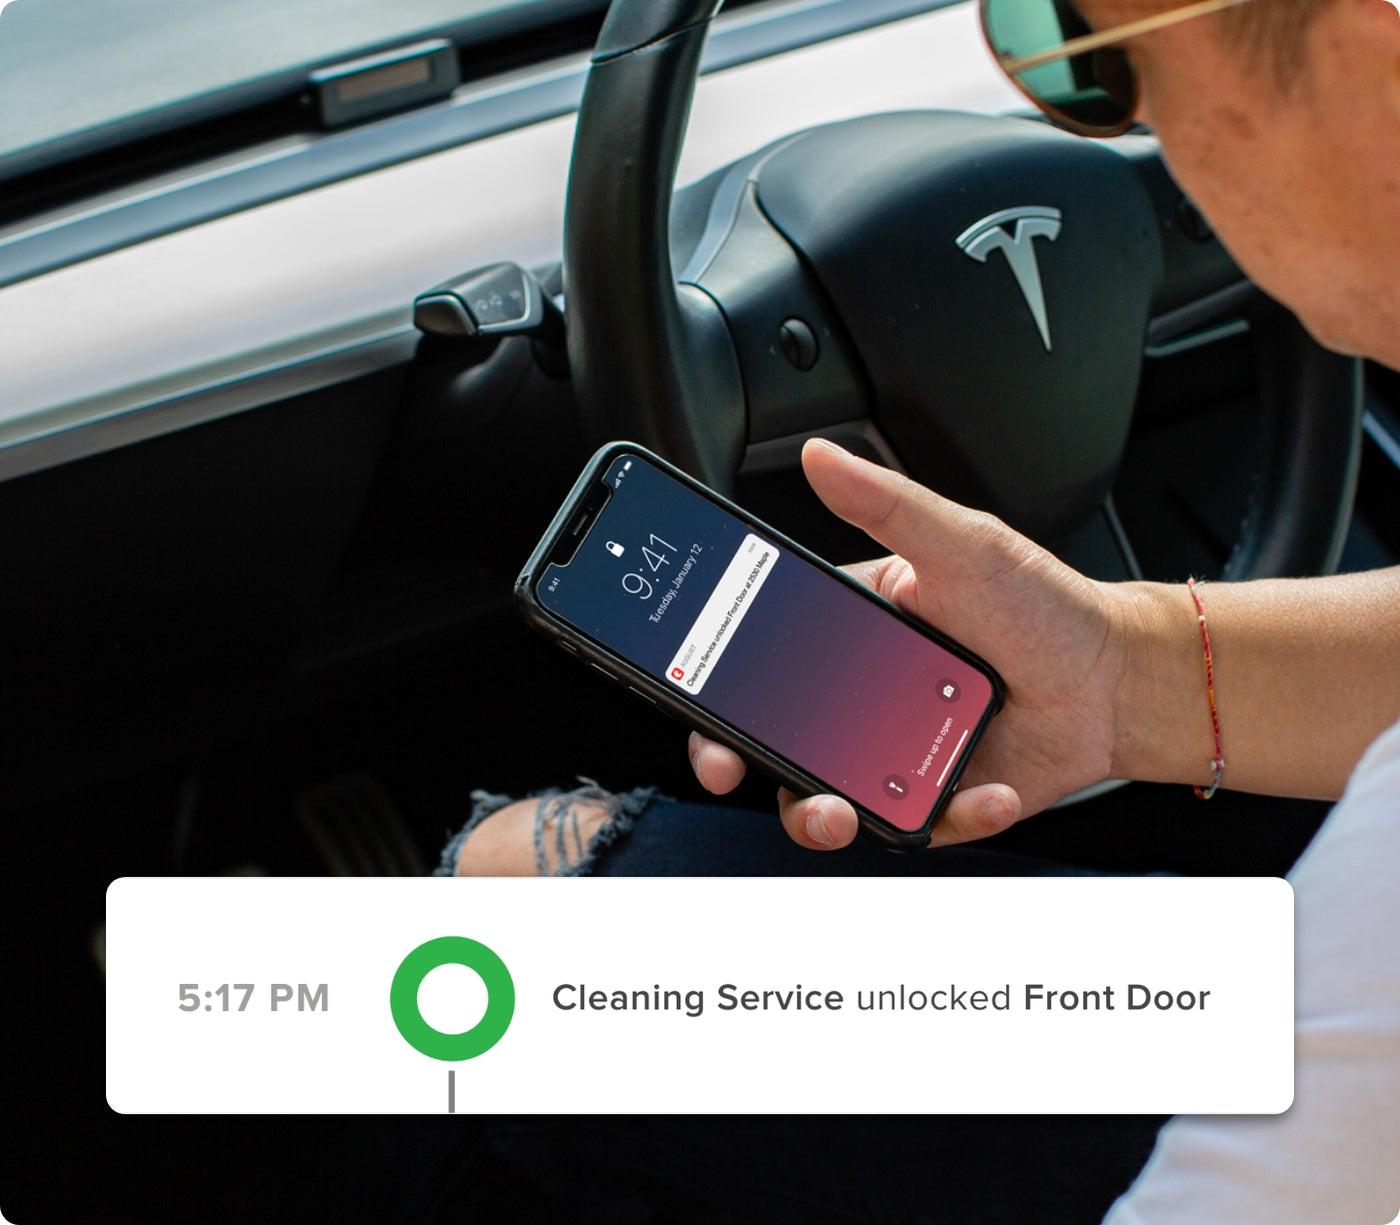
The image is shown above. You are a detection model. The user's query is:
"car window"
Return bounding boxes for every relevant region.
[0,0,600,179]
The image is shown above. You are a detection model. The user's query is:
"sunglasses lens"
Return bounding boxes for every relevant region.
[982,0,1137,135]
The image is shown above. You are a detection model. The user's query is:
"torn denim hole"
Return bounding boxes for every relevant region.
[433,778,662,877]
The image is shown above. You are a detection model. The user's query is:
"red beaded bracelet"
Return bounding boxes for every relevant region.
[1186,578,1224,800]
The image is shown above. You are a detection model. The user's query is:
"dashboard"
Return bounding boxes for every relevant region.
[0,0,1020,481]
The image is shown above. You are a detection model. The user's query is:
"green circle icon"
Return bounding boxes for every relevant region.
[390,936,515,1061]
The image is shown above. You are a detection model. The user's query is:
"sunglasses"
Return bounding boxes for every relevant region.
[980,0,1257,137]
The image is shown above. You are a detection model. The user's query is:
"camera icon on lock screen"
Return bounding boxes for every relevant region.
[936,679,960,703]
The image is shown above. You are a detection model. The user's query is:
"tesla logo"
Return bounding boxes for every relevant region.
[956,206,1063,352]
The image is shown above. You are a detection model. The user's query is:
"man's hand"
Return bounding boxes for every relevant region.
[689,438,1133,850]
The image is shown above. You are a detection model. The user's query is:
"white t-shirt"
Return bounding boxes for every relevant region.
[1104,718,1400,1225]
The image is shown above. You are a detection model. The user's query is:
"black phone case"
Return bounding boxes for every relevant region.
[514,442,1006,850]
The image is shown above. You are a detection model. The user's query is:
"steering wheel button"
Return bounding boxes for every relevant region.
[778,318,819,371]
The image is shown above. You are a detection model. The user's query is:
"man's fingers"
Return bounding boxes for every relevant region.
[691,732,1022,851]
[778,782,1020,851]
[777,788,859,850]
[925,783,1023,849]
[688,736,860,848]
[688,732,747,795]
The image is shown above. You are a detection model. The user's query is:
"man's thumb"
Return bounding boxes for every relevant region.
[800,438,978,573]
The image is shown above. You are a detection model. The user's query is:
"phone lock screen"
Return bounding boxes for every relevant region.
[534,451,998,835]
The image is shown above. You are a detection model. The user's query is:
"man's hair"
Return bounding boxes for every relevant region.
[1222,0,1335,83]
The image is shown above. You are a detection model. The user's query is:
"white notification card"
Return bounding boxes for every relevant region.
[665,532,777,695]
[107,876,1293,1115]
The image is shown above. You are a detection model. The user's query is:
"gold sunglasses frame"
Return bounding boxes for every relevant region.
[982,0,1257,135]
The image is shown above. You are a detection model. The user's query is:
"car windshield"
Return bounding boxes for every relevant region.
[0,0,599,180]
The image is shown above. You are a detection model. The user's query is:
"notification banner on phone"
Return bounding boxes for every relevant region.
[666,533,776,695]
[107,877,1293,1115]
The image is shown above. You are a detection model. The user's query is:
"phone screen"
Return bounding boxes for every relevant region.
[536,452,995,832]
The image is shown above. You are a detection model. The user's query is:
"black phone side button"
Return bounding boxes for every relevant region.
[587,662,616,683]
[557,638,578,653]
[626,686,657,706]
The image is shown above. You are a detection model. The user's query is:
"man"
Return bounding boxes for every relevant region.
[688,4,1400,1220]
[454,2,1400,1219]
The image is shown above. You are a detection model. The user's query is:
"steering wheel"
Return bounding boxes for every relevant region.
[563,0,1362,580]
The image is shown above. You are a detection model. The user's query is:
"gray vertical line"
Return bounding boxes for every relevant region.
[448,1069,456,1114]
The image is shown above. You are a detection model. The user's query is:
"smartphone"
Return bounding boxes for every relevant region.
[515,443,1005,849]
